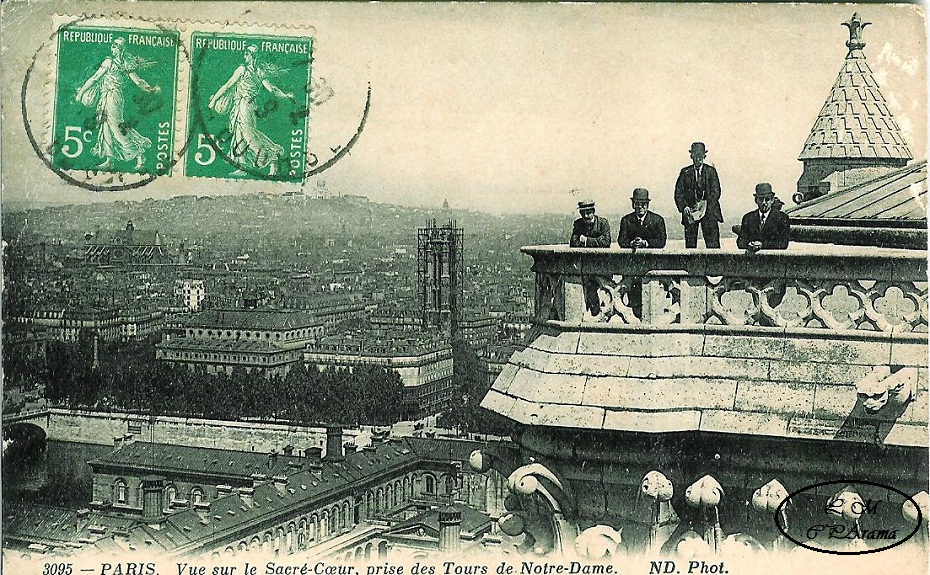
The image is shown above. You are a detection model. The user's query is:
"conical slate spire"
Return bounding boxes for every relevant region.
[798,13,912,162]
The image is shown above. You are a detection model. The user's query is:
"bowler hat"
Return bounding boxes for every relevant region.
[631,188,650,202]
[577,200,596,212]
[754,183,774,197]
[690,142,707,153]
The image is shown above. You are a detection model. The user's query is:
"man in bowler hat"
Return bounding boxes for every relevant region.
[737,183,790,252]
[618,188,667,249]
[674,142,723,248]
[617,188,666,318]
[570,200,612,247]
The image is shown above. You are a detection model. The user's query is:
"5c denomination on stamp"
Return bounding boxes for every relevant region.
[52,25,179,176]
[186,32,313,182]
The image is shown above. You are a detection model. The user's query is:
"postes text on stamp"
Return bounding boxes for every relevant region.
[186,32,313,182]
[52,25,180,176]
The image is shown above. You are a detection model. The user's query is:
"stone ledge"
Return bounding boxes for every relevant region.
[878,422,929,448]
[735,381,815,415]
[626,356,769,379]
[603,409,701,433]
[890,340,929,366]
[507,397,606,429]
[577,331,705,358]
[786,416,878,443]
[703,333,786,360]
[700,410,791,436]
[582,377,736,411]
[544,352,632,378]
[769,360,873,385]
[479,390,516,418]
[781,336,891,365]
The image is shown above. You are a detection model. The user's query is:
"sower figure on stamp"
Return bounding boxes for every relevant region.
[75,37,161,172]
[674,142,722,248]
[209,45,295,177]
[617,188,666,318]
[570,200,611,317]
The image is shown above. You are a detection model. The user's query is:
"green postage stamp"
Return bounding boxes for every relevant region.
[52,26,180,175]
[185,32,314,182]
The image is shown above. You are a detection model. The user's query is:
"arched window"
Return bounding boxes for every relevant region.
[191,487,204,504]
[114,479,128,504]
[425,475,436,495]
[165,484,177,505]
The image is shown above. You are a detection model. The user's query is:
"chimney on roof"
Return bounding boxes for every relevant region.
[216,484,234,496]
[438,505,462,552]
[324,427,344,462]
[251,473,268,488]
[141,475,165,524]
[344,443,357,455]
[238,487,255,508]
[76,508,91,533]
[193,501,211,522]
[306,446,322,461]
[272,475,288,494]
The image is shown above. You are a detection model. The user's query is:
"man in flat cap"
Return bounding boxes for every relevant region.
[618,188,667,249]
[570,200,612,248]
[737,183,790,252]
[570,200,611,317]
[674,142,723,249]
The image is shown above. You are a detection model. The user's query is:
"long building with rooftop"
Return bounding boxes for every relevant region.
[305,331,454,419]
[4,436,508,562]
[156,309,325,377]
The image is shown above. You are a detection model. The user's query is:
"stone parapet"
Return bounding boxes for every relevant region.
[483,245,928,448]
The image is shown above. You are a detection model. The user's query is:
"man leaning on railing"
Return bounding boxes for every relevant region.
[569,200,611,317]
[737,183,790,252]
[569,200,612,248]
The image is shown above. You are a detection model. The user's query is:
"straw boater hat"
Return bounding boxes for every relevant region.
[577,200,596,212]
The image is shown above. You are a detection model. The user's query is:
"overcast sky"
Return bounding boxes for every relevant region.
[1,2,925,221]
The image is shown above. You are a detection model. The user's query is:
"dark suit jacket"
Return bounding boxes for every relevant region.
[674,163,723,225]
[617,211,667,248]
[736,209,790,250]
[570,216,611,247]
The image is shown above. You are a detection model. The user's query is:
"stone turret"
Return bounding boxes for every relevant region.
[795,13,912,204]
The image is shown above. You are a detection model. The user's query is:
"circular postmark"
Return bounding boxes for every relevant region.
[21,15,192,191]
[775,479,923,555]
[185,29,369,183]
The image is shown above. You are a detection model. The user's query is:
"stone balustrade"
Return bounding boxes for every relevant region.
[483,245,928,448]
[525,244,927,333]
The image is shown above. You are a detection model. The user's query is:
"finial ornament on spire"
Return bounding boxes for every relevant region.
[842,12,871,54]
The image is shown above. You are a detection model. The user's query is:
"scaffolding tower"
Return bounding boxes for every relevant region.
[417,219,464,337]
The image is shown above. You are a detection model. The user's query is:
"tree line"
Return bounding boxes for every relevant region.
[32,333,406,425]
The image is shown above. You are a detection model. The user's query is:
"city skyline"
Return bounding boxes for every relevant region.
[1,3,925,222]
